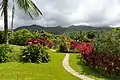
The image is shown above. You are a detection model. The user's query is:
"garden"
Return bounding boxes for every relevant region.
[0,28,120,80]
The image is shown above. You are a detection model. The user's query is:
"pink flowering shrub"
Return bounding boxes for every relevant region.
[27,38,53,48]
[70,41,93,55]
[71,40,120,75]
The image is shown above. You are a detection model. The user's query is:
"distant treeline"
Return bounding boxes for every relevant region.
[14,25,112,34]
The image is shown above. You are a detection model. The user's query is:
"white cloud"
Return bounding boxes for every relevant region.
[1,0,120,28]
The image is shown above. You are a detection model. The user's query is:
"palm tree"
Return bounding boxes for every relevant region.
[0,0,42,44]
[11,0,15,36]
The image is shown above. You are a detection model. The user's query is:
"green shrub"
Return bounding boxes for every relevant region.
[92,31,120,54]
[58,36,70,53]
[59,44,68,52]
[32,31,40,38]
[0,44,13,62]
[65,31,90,42]
[59,42,70,53]
[0,31,4,44]
[9,29,33,45]
[7,45,23,62]
[20,45,51,63]
[6,50,20,62]
[87,31,95,39]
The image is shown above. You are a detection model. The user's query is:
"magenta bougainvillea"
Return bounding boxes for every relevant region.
[70,40,120,75]
[70,41,93,55]
[27,38,53,48]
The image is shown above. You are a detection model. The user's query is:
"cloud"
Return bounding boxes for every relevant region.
[1,0,120,29]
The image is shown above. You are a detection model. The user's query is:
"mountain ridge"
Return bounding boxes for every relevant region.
[14,24,111,34]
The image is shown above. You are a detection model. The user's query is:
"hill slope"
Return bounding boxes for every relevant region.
[14,25,111,34]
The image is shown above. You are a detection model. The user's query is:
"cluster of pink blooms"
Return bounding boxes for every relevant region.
[27,38,53,48]
[70,41,93,55]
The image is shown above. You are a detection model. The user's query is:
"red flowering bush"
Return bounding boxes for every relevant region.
[70,41,93,55]
[85,52,120,75]
[27,38,53,48]
[71,40,120,75]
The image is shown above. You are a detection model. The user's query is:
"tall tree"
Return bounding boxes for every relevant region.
[11,0,15,36]
[0,0,42,44]
[3,0,8,44]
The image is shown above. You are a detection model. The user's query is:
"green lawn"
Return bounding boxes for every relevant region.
[0,45,80,80]
[69,54,112,80]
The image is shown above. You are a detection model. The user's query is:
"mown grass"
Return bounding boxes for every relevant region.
[69,54,116,80]
[0,45,80,80]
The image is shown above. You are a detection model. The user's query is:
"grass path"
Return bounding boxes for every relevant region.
[0,50,80,80]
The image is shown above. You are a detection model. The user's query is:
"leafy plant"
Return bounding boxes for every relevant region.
[9,29,33,45]
[92,31,120,54]
[27,38,53,48]
[70,41,93,54]
[20,45,51,63]
[58,35,70,52]
[0,31,4,44]
[0,44,13,62]
[83,52,120,76]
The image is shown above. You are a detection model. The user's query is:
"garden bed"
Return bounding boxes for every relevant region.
[69,54,120,80]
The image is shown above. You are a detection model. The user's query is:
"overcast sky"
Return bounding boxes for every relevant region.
[0,0,120,29]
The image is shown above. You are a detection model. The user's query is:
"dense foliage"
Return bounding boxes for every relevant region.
[92,31,120,54]
[84,52,120,75]
[0,31,4,44]
[70,41,93,54]
[66,30,120,54]
[27,38,53,48]
[58,35,70,52]
[20,45,51,63]
[1,27,120,77]
[65,31,89,42]
[9,29,33,45]
[66,29,120,75]
[0,44,12,62]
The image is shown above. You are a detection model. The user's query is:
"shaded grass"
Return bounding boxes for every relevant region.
[69,54,117,80]
[0,45,80,80]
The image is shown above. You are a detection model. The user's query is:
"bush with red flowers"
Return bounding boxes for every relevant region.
[27,38,53,48]
[84,52,120,75]
[70,41,93,55]
[70,40,120,75]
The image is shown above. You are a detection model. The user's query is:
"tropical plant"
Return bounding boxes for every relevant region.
[32,31,40,38]
[11,0,15,37]
[20,45,51,63]
[0,0,42,44]
[83,52,120,75]
[0,31,4,44]
[27,38,53,48]
[92,31,120,54]
[58,35,70,52]
[0,44,12,62]
[9,29,33,45]
[65,31,90,42]
[70,41,93,55]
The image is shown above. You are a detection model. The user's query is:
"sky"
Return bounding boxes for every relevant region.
[0,0,120,30]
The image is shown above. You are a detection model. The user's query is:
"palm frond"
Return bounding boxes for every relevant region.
[17,0,42,19]
[0,1,4,16]
[0,0,9,17]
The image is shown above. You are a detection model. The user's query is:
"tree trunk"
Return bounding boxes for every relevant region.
[11,0,15,36]
[3,0,8,44]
